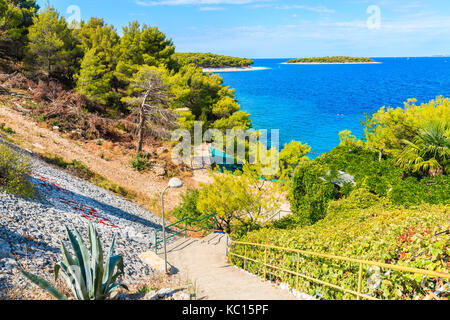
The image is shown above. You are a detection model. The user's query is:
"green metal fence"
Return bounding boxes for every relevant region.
[228,240,450,300]
[154,213,216,254]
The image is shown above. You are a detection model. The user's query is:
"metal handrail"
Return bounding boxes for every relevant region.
[228,240,450,300]
[155,213,216,254]
[267,209,292,221]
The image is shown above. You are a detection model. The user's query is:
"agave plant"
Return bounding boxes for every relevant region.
[397,120,450,177]
[21,222,128,300]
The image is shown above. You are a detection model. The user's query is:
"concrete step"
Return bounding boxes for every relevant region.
[200,233,227,247]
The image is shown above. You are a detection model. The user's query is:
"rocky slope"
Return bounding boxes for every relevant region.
[0,141,175,298]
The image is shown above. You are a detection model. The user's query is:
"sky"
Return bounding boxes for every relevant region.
[38,0,450,58]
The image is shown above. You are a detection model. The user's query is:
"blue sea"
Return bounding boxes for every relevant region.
[216,58,450,158]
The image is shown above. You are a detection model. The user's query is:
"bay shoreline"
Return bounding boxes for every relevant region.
[203,66,269,73]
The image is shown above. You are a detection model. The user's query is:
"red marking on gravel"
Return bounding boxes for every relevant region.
[32,174,119,228]
[32,174,74,196]
[59,198,119,229]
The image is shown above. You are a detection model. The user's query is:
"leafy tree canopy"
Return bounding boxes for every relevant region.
[26,5,77,82]
[115,21,175,83]
[0,0,38,58]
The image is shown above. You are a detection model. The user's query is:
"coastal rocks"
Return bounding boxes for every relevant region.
[115,288,191,301]
[152,164,166,177]
[139,251,174,274]
[172,291,190,300]
[156,147,169,155]
[144,288,190,300]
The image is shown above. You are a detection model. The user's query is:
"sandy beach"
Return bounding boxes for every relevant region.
[203,66,269,72]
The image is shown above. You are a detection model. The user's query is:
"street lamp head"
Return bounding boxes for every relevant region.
[168,177,183,189]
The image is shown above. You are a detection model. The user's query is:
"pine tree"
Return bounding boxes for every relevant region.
[76,49,114,106]
[75,20,120,107]
[122,65,174,156]
[0,0,23,42]
[115,21,175,84]
[26,6,77,82]
[0,0,39,58]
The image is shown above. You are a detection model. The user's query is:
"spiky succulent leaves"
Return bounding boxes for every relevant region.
[20,269,67,300]
[67,226,94,299]
[60,240,89,300]
[88,222,105,300]
[102,235,128,295]
[26,222,126,300]
[54,261,79,300]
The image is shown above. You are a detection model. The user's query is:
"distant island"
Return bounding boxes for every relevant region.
[173,52,254,68]
[284,56,376,64]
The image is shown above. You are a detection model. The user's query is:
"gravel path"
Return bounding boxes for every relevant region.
[0,140,174,298]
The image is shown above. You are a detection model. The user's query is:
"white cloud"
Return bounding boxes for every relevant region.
[136,0,266,6]
[275,5,334,14]
[199,6,226,11]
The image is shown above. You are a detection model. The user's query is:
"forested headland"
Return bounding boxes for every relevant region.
[286,56,375,64]
[173,52,254,68]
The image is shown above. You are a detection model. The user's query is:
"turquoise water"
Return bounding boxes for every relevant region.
[216,58,450,158]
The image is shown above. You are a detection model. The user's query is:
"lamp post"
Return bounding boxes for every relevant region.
[161,177,183,274]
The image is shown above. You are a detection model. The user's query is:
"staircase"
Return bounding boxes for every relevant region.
[162,233,300,300]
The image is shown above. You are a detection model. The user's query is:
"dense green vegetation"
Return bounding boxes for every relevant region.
[233,200,448,300]
[284,145,449,228]
[286,56,374,64]
[228,98,450,300]
[173,52,254,68]
[0,144,35,197]
[172,164,284,235]
[0,4,251,137]
[0,0,39,62]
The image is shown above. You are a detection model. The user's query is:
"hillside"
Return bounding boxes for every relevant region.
[0,90,202,215]
[0,138,179,299]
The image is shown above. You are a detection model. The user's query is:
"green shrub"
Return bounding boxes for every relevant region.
[290,146,449,225]
[0,124,15,134]
[172,188,202,220]
[232,200,449,300]
[130,153,151,172]
[290,161,339,226]
[0,145,35,197]
[390,175,449,206]
[171,188,211,229]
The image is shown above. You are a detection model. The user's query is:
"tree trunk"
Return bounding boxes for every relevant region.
[136,106,145,157]
[136,91,150,157]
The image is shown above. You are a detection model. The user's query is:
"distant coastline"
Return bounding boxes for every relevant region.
[284,56,377,65]
[203,66,269,73]
[281,62,381,65]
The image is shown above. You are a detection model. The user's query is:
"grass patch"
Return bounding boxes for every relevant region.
[0,144,35,198]
[39,154,135,199]
[0,123,15,134]
[130,153,152,172]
